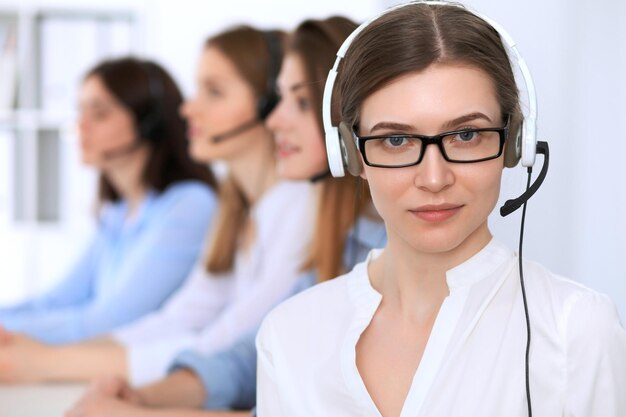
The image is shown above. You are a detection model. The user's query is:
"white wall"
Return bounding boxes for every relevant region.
[142,0,381,97]
[1,0,624,321]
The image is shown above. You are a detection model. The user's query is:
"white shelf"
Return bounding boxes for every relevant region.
[0,109,76,129]
[0,6,139,224]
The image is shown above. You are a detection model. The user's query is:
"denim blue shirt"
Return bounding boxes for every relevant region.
[169,215,386,412]
[0,180,216,344]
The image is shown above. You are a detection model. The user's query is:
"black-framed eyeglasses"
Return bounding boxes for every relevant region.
[354,120,509,168]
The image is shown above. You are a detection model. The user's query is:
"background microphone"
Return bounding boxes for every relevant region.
[100,140,145,160]
[212,118,261,143]
[309,169,331,183]
[500,141,550,217]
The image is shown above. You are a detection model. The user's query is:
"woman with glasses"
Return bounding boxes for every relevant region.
[257,3,626,417]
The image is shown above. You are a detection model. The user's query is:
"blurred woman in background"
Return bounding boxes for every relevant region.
[0,57,217,344]
[0,26,314,389]
[66,15,386,417]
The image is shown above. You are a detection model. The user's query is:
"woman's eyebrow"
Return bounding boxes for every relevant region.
[368,112,494,135]
[441,112,493,130]
[289,81,317,92]
[276,81,308,95]
[369,121,415,134]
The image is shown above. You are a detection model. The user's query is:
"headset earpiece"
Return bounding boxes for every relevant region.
[338,121,362,176]
[504,122,522,168]
[137,112,160,142]
[257,93,279,120]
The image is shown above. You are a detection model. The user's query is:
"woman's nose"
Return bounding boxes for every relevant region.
[413,143,455,193]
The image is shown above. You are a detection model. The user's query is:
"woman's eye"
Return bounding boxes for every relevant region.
[297,97,311,111]
[202,83,222,98]
[458,130,477,141]
[86,108,111,121]
[384,136,407,147]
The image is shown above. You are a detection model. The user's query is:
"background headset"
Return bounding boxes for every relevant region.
[102,59,166,159]
[211,30,282,143]
[137,60,166,142]
[321,2,550,416]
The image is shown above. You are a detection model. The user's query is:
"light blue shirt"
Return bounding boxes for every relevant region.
[169,215,387,412]
[0,180,216,344]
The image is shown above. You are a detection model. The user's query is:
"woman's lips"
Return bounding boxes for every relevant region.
[410,204,463,222]
[276,142,299,158]
[187,126,201,139]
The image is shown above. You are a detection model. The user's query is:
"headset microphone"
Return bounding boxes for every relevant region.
[211,118,262,143]
[100,140,145,160]
[500,141,549,217]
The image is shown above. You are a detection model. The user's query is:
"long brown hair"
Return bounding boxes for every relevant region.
[86,57,217,204]
[338,4,523,155]
[289,17,371,282]
[203,26,286,273]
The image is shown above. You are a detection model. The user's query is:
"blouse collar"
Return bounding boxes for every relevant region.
[348,238,515,315]
[445,238,514,290]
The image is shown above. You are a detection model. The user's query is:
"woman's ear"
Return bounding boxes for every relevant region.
[359,160,368,180]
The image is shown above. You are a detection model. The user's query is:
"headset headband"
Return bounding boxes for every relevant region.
[138,60,166,142]
[259,30,281,120]
[322,0,538,176]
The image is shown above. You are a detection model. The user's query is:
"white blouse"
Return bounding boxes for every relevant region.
[113,180,315,386]
[257,239,626,417]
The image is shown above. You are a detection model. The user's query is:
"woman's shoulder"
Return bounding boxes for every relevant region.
[258,180,313,210]
[276,271,353,314]
[259,266,362,339]
[523,259,624,343]
[254,180,316,238]
[153,180,217,213]
[161,180,217,201]
[523,259,612,306]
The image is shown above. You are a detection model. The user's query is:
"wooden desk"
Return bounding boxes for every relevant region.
[0,383,86,417]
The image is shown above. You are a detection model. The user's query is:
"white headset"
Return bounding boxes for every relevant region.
[322,0,539,177]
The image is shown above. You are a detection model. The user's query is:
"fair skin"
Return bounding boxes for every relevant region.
[0,47,277,393]
[355,64,504,417]
[268,54,328,180]
[63,51,326,417]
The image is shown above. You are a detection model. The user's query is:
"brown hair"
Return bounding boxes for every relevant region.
[338,3,522,151]
[86,57,217,204]
[289,16,372,282]
[204,26,285,273]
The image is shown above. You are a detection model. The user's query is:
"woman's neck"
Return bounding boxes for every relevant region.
[103,147,149,217]
[229,128,279,206]
[370,223,492,322]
